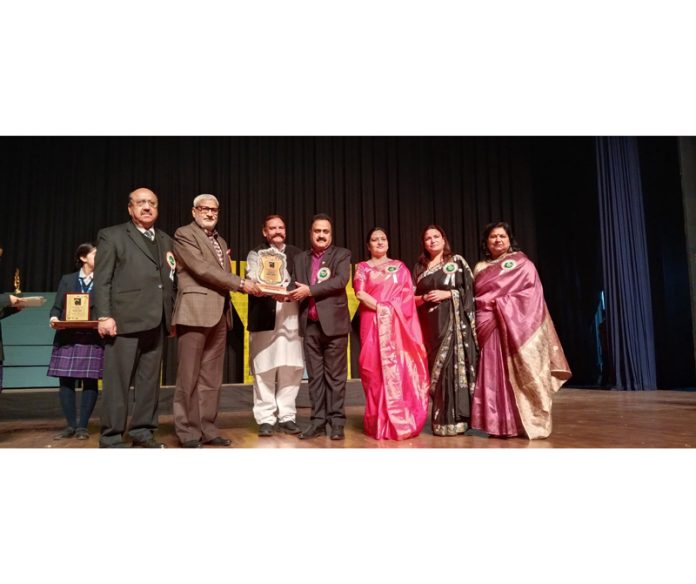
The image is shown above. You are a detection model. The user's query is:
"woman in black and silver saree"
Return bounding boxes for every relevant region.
[413,225,479,437]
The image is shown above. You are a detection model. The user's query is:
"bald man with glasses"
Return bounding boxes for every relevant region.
[171,194,262,448]
[94,187,176,448]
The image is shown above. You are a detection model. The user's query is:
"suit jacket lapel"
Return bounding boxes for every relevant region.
[190,222,226,271]
[321,246,336,271]
[302,250,312,284]
[126,223,157,264]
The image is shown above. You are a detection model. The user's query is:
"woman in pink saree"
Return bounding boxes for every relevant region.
[471,222,571,439]
[353,227,430,440]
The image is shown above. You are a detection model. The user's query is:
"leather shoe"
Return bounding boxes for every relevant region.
[298,424,326,440]
[258,423,274,437]
[99,441,129,448]
[330,426,345,440]
[278,420,301,434]
[181,440,201,448]
[204,436,232,446]
[132,437,167,448]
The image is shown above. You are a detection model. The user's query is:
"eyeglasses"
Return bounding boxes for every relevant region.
[195,206,219,215]
[130,199,158,208]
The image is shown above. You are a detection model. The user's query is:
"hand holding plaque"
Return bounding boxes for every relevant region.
[256,248,289,296]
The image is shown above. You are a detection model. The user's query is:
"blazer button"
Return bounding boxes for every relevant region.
[158,284,163,289]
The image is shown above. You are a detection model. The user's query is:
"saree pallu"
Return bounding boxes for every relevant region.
[354,260,430,440]
[414,255,478,436]
[472,252,571,439]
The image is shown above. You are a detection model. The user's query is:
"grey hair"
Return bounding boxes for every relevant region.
[193,194,220,208]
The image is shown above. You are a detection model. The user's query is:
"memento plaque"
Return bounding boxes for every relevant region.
[65,293,91,321]
[257,248,289,295]
[53,293,98,329]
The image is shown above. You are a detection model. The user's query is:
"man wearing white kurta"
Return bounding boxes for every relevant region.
[246,215,304,436]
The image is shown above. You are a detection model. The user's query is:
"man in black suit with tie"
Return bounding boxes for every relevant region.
[288,213,351,440]
[93,187,176,448]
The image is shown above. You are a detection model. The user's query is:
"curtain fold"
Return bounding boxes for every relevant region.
[596,137,657,390]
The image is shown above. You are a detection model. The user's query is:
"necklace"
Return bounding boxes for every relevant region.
[368,257,389,267]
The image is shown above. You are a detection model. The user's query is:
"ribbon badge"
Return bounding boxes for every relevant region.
[443,261,458,286]
[386,264,399,283]
[501,259,517,271]
[166,251,176,281]
[317,266,331,283]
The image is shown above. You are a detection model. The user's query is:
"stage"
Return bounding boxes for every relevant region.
[1,385,695,448]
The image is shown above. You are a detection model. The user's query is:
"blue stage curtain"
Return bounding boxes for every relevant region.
[596,137,657,390]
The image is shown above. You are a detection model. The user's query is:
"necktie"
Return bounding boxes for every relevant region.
[206,231,224,267]
[144,229,155,241]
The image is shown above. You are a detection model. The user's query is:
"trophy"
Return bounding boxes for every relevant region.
[13,268,21,294]
[10,266,47,308]
[256,248,289,295]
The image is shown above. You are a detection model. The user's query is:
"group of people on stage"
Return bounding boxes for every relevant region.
[13,186,571,447]
[354,222,572,442]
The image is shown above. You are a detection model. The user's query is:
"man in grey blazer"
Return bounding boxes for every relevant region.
[94,187,176,448]
[171,194,261,448]
[288,213,351,440]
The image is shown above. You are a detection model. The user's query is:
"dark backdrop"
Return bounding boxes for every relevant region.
[0,136,692,388]
[0,136,536,287]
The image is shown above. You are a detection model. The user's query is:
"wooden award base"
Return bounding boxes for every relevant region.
[53,320,99,329]
[258,284,289,296]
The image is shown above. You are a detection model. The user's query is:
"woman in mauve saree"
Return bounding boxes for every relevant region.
[471,222,571,439]
[353,227,429,440]
[413,225,479,437]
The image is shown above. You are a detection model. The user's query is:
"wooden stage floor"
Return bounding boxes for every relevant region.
[1,387,695,448]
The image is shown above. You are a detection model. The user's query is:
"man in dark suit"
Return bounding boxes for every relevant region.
[171,194,261,448]
[288,213,351,440]
[246,214,304,437]
[93,187,176,448]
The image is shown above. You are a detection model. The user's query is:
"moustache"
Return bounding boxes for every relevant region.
[316,238,327,242]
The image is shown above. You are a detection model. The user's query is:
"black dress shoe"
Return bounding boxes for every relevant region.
[258,423,274,437]
[330,426,345,440]
[181,440,202,448]
[298,424,326,440]
[99,441,130,448]
[204,437,232,446]
[278,420,301,434]
[132,438,167,448]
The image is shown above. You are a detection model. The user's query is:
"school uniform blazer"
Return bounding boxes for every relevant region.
[50,271,101,346]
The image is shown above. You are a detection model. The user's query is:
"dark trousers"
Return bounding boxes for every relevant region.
[303,320,348,428]
[58,378,99,429]
[173,313,227,443]
[100,324,164,446]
